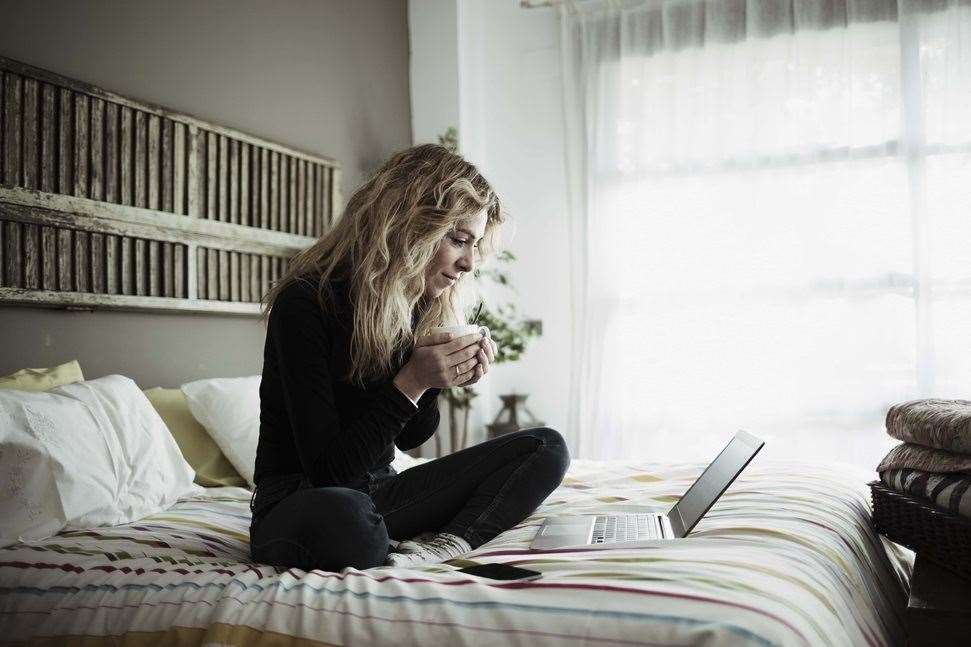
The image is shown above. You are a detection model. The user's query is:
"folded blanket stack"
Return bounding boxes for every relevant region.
[877,398,971,520]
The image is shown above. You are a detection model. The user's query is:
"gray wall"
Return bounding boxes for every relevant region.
[0,0,411,387]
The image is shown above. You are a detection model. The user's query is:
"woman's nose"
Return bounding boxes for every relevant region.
[457,249,474,272]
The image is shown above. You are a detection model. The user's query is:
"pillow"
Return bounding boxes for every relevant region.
[0,359,84,391]
[394,448,421,471]
[143,387,248,489]
[182,376,262,488]
[0,375,203,548]
[181,376,420,489]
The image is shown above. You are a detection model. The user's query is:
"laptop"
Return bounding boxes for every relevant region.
[530,430,764,550]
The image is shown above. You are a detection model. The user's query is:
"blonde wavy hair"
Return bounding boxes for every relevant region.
[261,143,506,388]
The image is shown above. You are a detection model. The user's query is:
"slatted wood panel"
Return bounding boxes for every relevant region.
[192,246,287,303]
[0,56,340,315]
[143,118,341,234]
[0,74,247,220]
[0,218,194,297]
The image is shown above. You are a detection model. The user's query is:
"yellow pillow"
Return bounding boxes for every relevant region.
[143,387,249,489]
[0,359,84,391]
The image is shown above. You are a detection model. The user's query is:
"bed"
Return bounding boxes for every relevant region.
[0,456,912,646]
[0,56,911,647]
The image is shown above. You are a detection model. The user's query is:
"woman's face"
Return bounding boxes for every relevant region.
[424,208,488,300]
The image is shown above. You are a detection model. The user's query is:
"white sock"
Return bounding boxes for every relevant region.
[397,531,436,547]
[388,531,435,552]
[385,532,472,567]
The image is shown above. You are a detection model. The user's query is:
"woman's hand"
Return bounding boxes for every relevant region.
[403,331,487,390]
[460,335,498,387]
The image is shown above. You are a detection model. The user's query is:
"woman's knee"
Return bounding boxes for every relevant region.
[253,487,388,570]
[530,427,571,482]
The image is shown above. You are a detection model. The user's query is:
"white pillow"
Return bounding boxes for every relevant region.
[0,375,203,548]
[181,375,420,488]
[393,448,421,471]
[182,376,262,488]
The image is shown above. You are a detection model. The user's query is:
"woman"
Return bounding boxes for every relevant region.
[248,143,570,571]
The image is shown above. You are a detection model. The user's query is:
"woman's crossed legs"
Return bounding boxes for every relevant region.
[249,427,569,571]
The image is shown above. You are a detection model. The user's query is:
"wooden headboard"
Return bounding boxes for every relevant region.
[0,56,340,316]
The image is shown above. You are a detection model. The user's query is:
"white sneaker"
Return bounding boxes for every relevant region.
[385,532,472,567]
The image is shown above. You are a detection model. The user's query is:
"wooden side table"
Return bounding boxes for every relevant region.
[906,553,971,646]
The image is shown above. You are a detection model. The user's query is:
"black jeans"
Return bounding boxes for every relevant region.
[248,427,569,571]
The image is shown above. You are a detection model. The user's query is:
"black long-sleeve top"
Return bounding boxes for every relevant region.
[253,275,441,487]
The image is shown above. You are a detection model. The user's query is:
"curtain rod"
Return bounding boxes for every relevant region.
[520,0,629,9]
[521,0,714,9]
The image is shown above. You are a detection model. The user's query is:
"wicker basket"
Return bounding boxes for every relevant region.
[869,480,971,581]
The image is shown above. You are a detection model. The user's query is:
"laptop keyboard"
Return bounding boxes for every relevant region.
[591,514,663,543]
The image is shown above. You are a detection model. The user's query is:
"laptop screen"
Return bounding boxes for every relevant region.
[671,432,763,536]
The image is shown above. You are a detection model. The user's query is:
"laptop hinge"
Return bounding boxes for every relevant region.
[661,506,684,539]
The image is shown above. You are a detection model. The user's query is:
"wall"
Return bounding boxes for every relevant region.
[409,0,571,446]
[409,0,459,146]
[407,0,488,456]
[459,1,572,443]
[0,0,412,387]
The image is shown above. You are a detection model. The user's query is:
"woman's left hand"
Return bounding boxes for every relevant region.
[461,336,498,387]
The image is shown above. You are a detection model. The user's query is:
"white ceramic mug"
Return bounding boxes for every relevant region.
[429,324,491,340]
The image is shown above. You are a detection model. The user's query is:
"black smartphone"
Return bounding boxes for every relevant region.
[456,563,542,581]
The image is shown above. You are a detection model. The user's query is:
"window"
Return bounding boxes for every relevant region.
[588,9,971,467]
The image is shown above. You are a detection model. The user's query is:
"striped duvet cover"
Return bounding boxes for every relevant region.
[0,458,912,647]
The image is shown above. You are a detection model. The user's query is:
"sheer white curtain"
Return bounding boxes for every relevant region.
[560,0,971,470]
